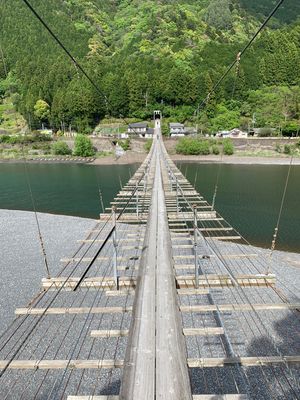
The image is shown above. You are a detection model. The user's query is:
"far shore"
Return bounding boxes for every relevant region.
[1,152,300,166]
[91,152,300,166]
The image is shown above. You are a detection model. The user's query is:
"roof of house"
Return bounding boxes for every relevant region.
[147,128,155,134]
[128,122,148,129]
[169,123,184,128]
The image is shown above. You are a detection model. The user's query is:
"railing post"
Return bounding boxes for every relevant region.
[136,182,139,218]
[144,166,147,194]
[193,204,199,289]
[112,206,119,290]
[168,168,172,192]
[99,189,104,214]
[176,180,179,215]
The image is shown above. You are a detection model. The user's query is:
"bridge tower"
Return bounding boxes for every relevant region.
[154,110,161,120]
[154,110,161,131]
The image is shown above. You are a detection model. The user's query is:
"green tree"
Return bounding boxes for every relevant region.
[34,99,50,123]
[51,140,72,155]
[204,0,233,31]
[210,104,240,133]
[223,138,234,155]
[73,134,96,157]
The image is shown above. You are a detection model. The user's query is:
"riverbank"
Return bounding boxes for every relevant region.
[1,152,300,165]
[92,152,300,165]
[0,209,299,334]
[1,136,300,165]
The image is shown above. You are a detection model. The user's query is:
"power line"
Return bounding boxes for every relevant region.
[195,0,285,115]
[20,0,139,134]
[21,0,105,99]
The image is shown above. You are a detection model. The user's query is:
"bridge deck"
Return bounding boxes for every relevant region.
[0,122,299,399]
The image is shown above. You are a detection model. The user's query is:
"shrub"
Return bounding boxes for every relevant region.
[118,138,131,151]
[258,128,274,137]
[0,135,11,143]
[275,144,282,153]
[282,121,300,137]
[223,139,234,155]
[176,138,210,155]
[212,145,220,155]
[52,141,72,155]
[0,133,52,145]
[73,134,96,157]
[144,139,153,153]
[283,144,292,154]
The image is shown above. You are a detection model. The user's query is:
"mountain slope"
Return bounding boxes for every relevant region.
[0,0,299,133]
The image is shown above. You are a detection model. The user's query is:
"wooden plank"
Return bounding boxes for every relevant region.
[68,397,119,400]
[111,201,150,204]
[174,255,194,259]
[180,303,300,313]
[187,356,300,368]
[79,237,143,243]
[60,256,140,263]
[193,396,247,400]
[91,330,129,338]
[15,306,132,316]
[183,327,224,336]
[174,254,258,259]
[176,274,276,288]
[199,227,234,232]
[0,359,124,370]
[170,223,224,230]
[105,289,135,297]
[206,236,241,241]
[100,214,148,222]
[166,206,212,210]
[177,288,209,295]
[168,212,217,220]
[42,277,136,290]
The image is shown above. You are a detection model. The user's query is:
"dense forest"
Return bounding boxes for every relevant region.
[0,0,300,134]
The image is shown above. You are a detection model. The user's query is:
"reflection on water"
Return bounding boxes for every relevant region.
[179,162,300,252]
[0,163,138,219]
[0,162,299,252]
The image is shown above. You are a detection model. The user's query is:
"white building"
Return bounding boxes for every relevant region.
[128,122,154,139]
[169,123,185,137]
[128,122,148,135]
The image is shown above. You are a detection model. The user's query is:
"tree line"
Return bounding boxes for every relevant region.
[0,0,299,135]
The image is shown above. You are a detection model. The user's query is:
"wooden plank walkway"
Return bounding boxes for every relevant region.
[1,117,298,400]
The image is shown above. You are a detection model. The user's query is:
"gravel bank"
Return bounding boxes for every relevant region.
[0,210,97,334]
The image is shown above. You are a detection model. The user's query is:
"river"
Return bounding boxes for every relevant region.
[0,162,299,252]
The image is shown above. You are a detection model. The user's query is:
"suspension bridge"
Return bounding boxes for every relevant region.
[0,114,299,399]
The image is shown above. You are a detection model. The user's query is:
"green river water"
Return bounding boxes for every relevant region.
[0,162,299,252]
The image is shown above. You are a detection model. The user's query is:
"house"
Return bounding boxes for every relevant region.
[128,122,148,135]
[127,122,155,139]
[215,129,248,138]
[184,127,197,136]
[216,130,231,138]
[229,129,248,138]
[169,123,185,137]
[144,128,154,139]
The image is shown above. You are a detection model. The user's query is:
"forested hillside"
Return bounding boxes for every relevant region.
[0,0,299,134]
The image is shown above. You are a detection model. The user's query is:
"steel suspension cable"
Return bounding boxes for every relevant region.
[20,0,140,136]
[195,0,286,114]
